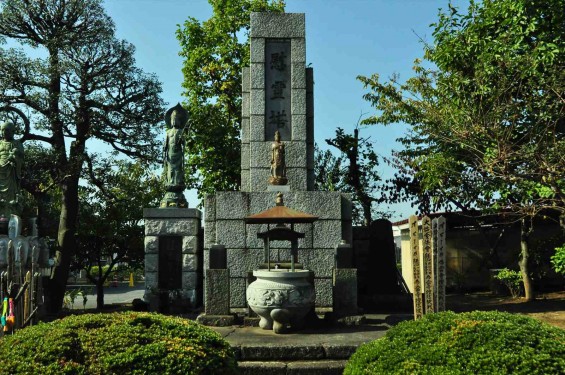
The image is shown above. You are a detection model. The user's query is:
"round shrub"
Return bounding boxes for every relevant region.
[345,311,564,375]
[0,312,239,375]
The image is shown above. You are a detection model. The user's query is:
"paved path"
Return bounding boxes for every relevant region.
[67,284,144,309]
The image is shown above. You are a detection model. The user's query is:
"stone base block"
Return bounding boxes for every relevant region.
[205,269,230,315]
[333,269,358,317]
[196,314,236,327]
[244,317,260,327]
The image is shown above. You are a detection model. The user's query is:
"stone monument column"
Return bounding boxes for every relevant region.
[241,13,314,192]
[204,13,352,312]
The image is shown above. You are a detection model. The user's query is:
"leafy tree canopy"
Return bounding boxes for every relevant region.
[74,159,165,309]
[359,0,564,222]
[0,0,165,312]
[176,0,285,199]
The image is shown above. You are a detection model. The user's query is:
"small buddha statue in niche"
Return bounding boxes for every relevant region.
[269,130,287,185]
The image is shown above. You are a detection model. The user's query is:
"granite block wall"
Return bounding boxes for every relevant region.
[204,191,352,307]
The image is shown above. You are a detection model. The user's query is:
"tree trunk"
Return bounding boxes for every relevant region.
[519,218,534,301]
[96,281,105,310]
[47,178,80,313]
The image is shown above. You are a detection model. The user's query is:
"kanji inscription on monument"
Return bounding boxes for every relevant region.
[409,215,423,320]
[265,39,291,141]
[422,216,434,314]
[436,216,447,311]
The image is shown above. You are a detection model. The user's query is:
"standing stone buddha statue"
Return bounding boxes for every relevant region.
[269,130,287,185]
[0,121,24,217]
[160,104,189,208]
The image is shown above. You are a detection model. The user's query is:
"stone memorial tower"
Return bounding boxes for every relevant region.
[204,13,352,310]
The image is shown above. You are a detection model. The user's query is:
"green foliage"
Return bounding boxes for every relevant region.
[176,0,285,198]
[314,144,345,192]
[358,0,565,218]
[73,159,165,308]
[62,288,89,310]
[0,312,239,374]
[494,268,523,298]
[551,244,565,276]
[322,126,388,225]
[345,311,565,375]
[0,0,165,312]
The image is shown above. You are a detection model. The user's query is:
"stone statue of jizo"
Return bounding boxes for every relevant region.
[0,121,24,217]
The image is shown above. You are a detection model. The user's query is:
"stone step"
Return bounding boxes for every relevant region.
[238,360,347,375]
[233,343,358,361]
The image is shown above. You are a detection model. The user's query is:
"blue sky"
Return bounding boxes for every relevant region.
[101,0,469,220]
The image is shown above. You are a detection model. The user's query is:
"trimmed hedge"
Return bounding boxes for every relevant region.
[0,312,239,374]
[345,311,564,375]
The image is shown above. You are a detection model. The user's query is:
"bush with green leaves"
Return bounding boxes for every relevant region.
[551,244,565,276]
[345,311,564,375]
[0,312,239,374]
[494,268,523,298]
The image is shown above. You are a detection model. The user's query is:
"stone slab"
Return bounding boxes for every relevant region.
[204,195,216,222]
[250,13,305,38]
[250,89,265,115]
[242,90,250,116]
[144,272,158,290]
[143,208,202,219]
[241,142,250,169]
[286,167,308,191]
[249,168,271,192]
[333,269,358,317]
[315,278,332,307]
[291,63,306,89]
[240,344,324,361]
[205,269,230,315]
[238,361,286,375]
[182,271,198,290]
[291,88,307,115]
[291,114,307,141]
[250,37,265,63]
[144,236,158,254]
[182,254,197,271]
[227,248,263,277]
[291,37,306,63]
[145,218,199,236]
[313,220,343,249]
[145,253,158,273]
[250,62,265,90]
[287,360,346,375]
[230,277,247,308]
[216,220,246,248]
[250,115,265,142]
[241,169,250,192]
[216,191,250,220]
[204,221,216,248]
[242,116,250,141]
[182,236,197,254]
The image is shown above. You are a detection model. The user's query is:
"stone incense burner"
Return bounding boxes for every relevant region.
[245,193,318,333]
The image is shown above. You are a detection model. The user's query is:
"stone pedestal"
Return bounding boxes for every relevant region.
[143,208,202,312]
[332,268,358,317]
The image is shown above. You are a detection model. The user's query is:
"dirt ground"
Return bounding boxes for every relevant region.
[446,291,565,329]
